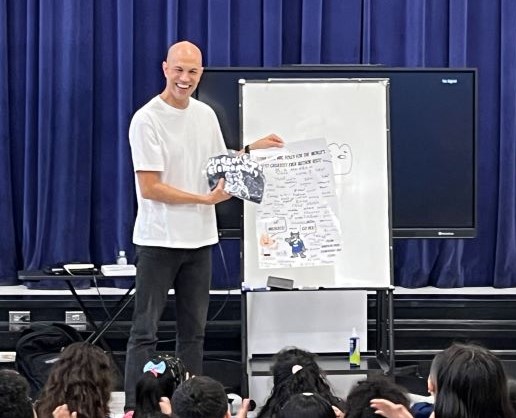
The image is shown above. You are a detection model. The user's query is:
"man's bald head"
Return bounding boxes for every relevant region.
[160,41,204,109]
[166,41,203,67]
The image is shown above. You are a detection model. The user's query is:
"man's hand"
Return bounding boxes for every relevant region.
[250,133,284,150]
[136,171,231,206]
[205,178,231,204]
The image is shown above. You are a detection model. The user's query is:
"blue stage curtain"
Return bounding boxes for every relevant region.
[0,0,515,288]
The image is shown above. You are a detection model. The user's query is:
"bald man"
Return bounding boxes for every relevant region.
[125,41,282,411]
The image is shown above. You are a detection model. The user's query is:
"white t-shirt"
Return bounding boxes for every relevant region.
[129,95,227,248]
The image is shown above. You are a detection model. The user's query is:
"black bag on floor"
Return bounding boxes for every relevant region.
[15,322,83,398]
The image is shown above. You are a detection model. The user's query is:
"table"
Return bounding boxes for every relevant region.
[18,270,135,344]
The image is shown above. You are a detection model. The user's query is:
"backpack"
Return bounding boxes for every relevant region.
[15,322,84,398]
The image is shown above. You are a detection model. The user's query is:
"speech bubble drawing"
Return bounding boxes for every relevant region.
[266,218,288,236]
[328,142,353,175]
[299,220,317,236]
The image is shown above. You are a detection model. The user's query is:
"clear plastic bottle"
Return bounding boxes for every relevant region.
[349,327,361,367]
[116,250,128,265]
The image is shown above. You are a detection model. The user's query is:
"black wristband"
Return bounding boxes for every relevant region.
[244,144,250,154]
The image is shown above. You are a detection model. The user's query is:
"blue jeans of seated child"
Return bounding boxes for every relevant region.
[124,245,211,410]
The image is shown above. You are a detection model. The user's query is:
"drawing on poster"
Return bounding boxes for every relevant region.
[285,231,307,258]
[253,138,343,269]
[328,141,353,176]
[206,152,265,203]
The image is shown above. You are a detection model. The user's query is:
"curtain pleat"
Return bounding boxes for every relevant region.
[177,0,204,47]
[321,0,362,64]
[263,0,283,66]
[300,0,323,64]
[424,1,449,66]
[207,0,231,66]
[404,0,426,66]
[165,0,179,45]
[115,0,135,253]
[448,0,468,66]
[360,0,371,63]
[230,0,262,66]
[0,0,18,283]
[493,0,516,287]
[90,0,135,265]
[0,0,515,288]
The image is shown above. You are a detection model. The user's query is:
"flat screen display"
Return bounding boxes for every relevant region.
[196,67,476,239]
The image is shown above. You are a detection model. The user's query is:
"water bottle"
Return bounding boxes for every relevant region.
[116,250,128,265]
[349,327,360,367]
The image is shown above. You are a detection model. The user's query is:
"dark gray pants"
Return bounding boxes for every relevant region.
[124,245,211,410]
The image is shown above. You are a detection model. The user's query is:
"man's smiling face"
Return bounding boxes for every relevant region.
[161,42,204,109]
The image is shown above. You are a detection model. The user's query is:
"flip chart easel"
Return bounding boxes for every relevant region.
[239,79,394,397]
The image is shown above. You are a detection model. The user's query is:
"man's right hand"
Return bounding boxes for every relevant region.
[206,178,231,204]
[137,171,231,205]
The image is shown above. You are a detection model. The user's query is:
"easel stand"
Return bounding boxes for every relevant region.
[240,287,395,398]
[374,288,395,372]
[238,78,395,401]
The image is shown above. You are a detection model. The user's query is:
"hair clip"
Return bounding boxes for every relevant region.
[143,360,166,376]
[302,392,314,396]
[292,365,303,374]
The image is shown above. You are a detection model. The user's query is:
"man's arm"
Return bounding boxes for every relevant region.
[243,133,284,153]
[137,171,231,205]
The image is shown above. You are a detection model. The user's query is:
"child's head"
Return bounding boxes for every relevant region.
[0,369,34,418]
[35,342,114,418]
[429,343,515,418]
[344,376,410,418]
[134,355,187,418]
[142,355,186,398]
[277,393,335,418]
[172,376,229,418]
[257,347,341,418]
[270,347,330,391]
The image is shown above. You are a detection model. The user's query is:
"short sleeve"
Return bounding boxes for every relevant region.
[129,111,164,172]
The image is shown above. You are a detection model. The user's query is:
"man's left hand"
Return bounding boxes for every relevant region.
[250,134,284,150]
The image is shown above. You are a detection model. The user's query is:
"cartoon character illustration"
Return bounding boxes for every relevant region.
[259,233,278,256]
[328,142,353,175]
[225,171,250,200]
[285,231,306,258]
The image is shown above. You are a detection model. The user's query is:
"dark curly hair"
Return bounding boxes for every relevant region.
[0,369,34,418]
[172,376,228,418]
[35,342,114,418]
[344,376,410,418]
[277,392,335,418]
[257,347,343,418]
